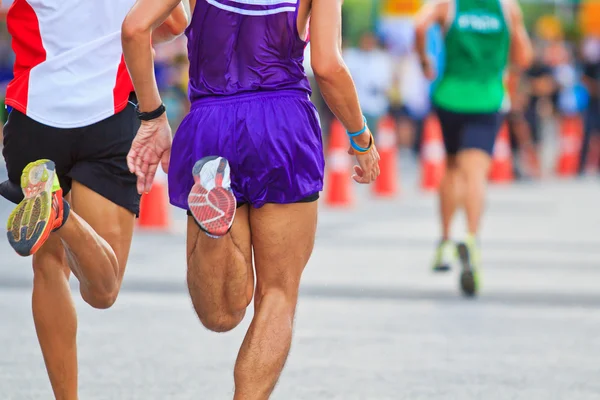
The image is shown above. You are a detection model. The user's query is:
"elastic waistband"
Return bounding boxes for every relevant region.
[191,89,310,109]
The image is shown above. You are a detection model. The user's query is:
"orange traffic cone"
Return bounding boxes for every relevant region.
[325,119,352,207]
[138,169,170,230]
[420,115,446,191]
[372,115,399,197]
[489,123,514,183]
[555,115,583,177]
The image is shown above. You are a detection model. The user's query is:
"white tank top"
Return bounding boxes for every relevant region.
[5,0,135,129]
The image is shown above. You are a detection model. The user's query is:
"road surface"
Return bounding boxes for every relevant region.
[1,164,599,399]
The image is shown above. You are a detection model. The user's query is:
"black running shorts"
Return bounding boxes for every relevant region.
[1,95,141,216]
[435,106,504,157]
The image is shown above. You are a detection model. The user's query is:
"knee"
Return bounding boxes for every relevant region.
[70,251,121,309]
[198,309,245,333]
[187,284,247,332]
[458,151,491,177]
[81,289,119,310]
[255,287,296,318]
[461,162,489,180]
[32,241,121,309]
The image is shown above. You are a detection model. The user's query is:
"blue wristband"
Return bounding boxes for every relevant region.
[347,116,372,153]
[350,133,373,153]
[346,116,368,137]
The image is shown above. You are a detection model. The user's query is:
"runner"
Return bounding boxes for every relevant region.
[1,1,188,398]
[580,37,600,175]
[415,0,532,296]
[121,0,380,397]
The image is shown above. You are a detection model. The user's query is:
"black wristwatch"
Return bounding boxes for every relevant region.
[135,103,166,121]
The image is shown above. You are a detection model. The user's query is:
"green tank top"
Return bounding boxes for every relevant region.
[432,0,510,113]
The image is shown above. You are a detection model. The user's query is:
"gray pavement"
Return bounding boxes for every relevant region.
[1,161,600,399]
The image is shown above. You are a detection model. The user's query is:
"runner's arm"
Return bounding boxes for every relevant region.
[152,0,191,44]
[414,0,448,66]
[507,0,533,69]
[122,0,183,112]
[309,0,369,147]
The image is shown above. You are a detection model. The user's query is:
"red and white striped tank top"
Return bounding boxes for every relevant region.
[6,0,135,128]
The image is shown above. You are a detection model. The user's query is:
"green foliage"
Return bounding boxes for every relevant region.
[342,0,381,45]
[519,2,553,29]
[340,0,583,44]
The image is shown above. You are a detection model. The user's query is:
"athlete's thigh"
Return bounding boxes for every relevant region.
[186,204,253,282]
[69,180,135,278]
[250,202,318,297]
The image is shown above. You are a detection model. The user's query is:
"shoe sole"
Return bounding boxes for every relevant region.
[457,243,477,297]
[188,158,236,237]
[6,160,58,256]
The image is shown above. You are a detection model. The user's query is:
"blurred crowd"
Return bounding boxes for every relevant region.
[324,27,600,179]
[1,6,599,179]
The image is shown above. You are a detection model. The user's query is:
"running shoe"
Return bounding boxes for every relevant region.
[457,234,481,297]
[187,156,236,237]
[432,240,455,272]
[7,159,66,256]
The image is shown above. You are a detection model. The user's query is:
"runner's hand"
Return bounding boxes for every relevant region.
[127,114,172,194]
[347,129,380,184]
[420,56,436,81]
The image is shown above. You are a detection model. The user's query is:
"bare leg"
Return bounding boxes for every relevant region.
[456,149,492,236]
[55,181,135,308]
[233,202,318,400]
[32,235,78,400]
[512,116,540,178]
[186,204,254,332]
[439,156,463,240]
[32,181,135,399]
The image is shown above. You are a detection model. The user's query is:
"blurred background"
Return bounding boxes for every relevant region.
[1,1,600,399]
